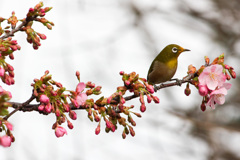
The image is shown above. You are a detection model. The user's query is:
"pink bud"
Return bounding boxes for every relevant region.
[11,40,18,45]
[198,85,208,96]
[105,119,111,129]
[44,103,52,113]
[0,136,12,147]
[110,124,116,132]
[139,94,144,104]
[69,110,77,120]
[140,103,146,112]
[0,67,5,77]
[201,102,206,112]
[147,94,152,103]
[146,84,154,94]
[55,126,67,138]
[38,104,45,111]
[5,122,13,131]
[10,45,18,51]
[67,120,73,129]
[125,80,130,86]
[39,94,49,104]
[29,8,34,12]
[152,96,160,103]
[107,96,112,104]
[224,64,230,70]
[39,33,47,40]
[55,108,60,117]
[119,71,124,75]
[129,126,135,137]
[63,103,70,112]
[95,124,100,135]
[120,97,126,104]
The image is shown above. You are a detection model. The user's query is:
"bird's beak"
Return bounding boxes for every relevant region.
[183,48,190,52]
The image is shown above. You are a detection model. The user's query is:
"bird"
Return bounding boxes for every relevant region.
[147,44,190,85]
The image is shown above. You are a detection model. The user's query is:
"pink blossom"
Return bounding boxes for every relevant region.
[0,136,12,147]
[0,67,5,77]
[76,82,85,93]
[198,85,209,96]
[76,93,87,106]
[75,82,87,107]
[40,94,49,104]
[199,64,226,90]
[206,83,232,109]
[55,126,67,138]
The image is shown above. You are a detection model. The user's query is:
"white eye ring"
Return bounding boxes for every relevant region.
[172,47,178,53]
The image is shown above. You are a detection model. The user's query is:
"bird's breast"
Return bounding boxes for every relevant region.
[166,58,178,70]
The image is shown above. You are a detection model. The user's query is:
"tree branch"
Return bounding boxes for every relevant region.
[7,73,196,114]
[0,16,36,40]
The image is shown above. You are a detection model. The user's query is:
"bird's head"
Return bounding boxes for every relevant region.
[160,44,190,60]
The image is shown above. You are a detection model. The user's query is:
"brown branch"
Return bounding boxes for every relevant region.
[0,16,36,40]
[7,73,196,114]
[4,94,36,120]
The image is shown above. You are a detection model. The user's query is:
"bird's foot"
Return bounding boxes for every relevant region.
[153,84,158,92]
[170,78,182,86]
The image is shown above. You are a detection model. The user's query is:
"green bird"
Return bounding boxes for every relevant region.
[147,44,190,85]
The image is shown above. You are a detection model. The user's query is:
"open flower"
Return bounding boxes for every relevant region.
[75,82,88,107]
[206,83,232,109]
[199,64,226,90]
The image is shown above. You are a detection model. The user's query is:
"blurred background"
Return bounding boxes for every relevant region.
[0,0,240,160]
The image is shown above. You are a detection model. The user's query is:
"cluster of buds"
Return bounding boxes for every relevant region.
[0,86,14,147]
[19,2,54,49]
[187,54,235,111]
[31,70,88,137]
[90,71,159,139]
[0,37,21,59]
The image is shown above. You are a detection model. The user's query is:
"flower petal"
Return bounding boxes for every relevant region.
[206,77,218,90]
[76,82,86,93]
[76,93,88,106]
[214,94,225,105]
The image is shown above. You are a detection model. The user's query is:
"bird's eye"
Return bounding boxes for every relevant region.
[172,47,178,53]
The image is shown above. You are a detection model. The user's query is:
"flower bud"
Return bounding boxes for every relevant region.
[201,102,206,112]
[119,71,124,75]
[105,119,111,129]
[67,120,73,129]
[55,126,67,138]
[198,85,208,96]
[0,67,5,77]
[229,69,236,79]
[129,126,135,137]
[122,131,126,139]
[38,104,45,111]
[225,72,231,80]
[69,110,77,120]
[204,56,210,65]
[146,94,152,103]
[140,103,146,112]
[184,83,191,96]
[152,96,160,103]
[39,94,49,104]
[95,124,101,135]
[44,103,52,113]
